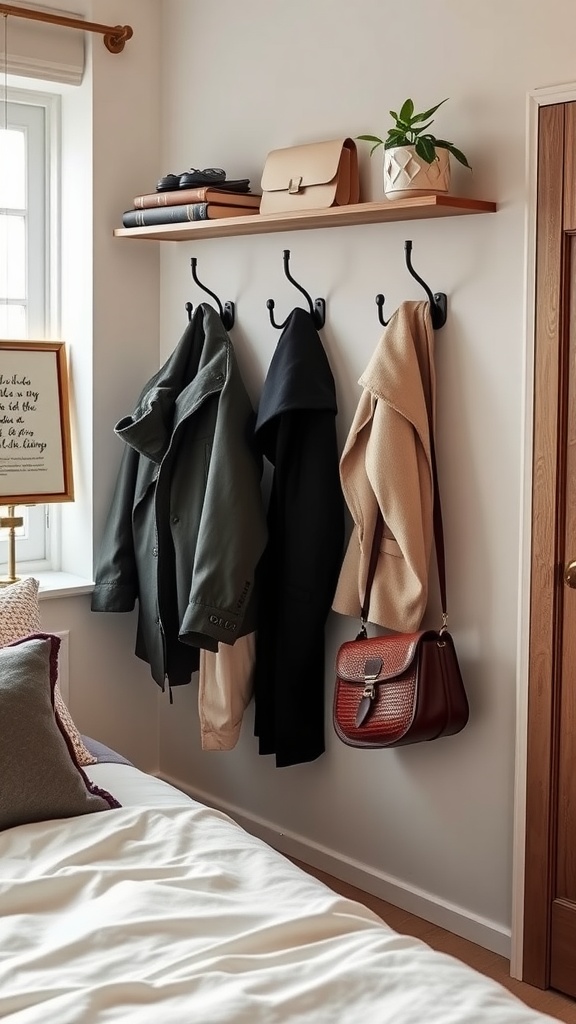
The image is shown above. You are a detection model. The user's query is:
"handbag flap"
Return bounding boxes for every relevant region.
[336,630,430,684]
[261,138,352,193]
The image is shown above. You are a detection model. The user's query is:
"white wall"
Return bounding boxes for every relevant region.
[149,0,576,955]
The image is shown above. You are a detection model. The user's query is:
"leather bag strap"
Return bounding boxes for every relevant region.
[429,428,447,619]
[360,407,447,623]
[360,507,384,623]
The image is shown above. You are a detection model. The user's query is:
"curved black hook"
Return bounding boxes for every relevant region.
[404,240,447,330]
[267,249,326,330]
[189,257,235,330]
[375,294,389,327]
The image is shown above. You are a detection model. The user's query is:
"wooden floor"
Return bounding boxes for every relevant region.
[294,860,576,1023]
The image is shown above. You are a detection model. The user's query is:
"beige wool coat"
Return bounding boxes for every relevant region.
[332,300,436,632]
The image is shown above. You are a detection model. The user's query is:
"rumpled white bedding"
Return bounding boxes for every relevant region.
[0,764,555,1024]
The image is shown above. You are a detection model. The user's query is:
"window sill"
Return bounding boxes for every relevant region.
[36,572,95,599]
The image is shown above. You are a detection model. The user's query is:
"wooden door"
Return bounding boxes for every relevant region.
[523,100,576,997]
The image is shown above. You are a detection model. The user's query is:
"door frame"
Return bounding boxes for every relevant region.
[511,81,576,982]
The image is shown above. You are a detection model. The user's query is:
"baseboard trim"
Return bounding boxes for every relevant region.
[158,772,511,958]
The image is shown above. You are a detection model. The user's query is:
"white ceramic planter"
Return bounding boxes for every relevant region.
[383,145,451,200]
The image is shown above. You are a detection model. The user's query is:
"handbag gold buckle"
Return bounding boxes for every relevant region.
[362,657,382,696]
[288,176,303,194]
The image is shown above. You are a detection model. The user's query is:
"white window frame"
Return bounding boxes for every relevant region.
[0,87,61,575]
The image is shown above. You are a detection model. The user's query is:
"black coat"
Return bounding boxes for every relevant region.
[253,308,345,767]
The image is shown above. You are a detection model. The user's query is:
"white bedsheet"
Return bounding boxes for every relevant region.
[0,764,555,1023]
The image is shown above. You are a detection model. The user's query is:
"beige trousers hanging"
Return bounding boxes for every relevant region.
[198,633,256,750]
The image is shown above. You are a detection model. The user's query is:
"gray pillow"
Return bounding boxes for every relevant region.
[0,633,120,831]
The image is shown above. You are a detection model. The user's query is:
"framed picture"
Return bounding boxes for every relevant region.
[0,340,74,504]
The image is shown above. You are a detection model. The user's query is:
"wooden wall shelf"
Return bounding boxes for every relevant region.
[113,195,497,242]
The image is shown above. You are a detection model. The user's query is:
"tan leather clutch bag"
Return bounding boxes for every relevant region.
[260,137,359,215]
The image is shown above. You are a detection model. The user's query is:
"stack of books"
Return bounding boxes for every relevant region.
[122,185,261,228]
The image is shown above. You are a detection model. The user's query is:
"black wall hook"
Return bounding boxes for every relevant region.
[404,240,447,329]
[188,257,235,330]
[374,241,448,331]
[267,249,326,330]
[375,293,389,327]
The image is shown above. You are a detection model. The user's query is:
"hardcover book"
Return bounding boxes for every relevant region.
[122,203,257,228]
[133,187,261,211]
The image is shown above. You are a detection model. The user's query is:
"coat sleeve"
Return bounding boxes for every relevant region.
[178,387,268,649]
[90,442,142,612]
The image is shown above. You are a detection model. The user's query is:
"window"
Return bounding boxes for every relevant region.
[0,91,58,572]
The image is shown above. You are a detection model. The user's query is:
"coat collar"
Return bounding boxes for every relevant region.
[255,308,337,448]
[115,304,230,463]
[359,300,435,441]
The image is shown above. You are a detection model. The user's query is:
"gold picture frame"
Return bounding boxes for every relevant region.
[0,340,74,503]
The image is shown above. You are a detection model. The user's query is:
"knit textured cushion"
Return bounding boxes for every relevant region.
[0,576,41,638]
[0,578,97,767]
[0,634,120,831]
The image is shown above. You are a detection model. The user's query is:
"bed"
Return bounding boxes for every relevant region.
[0,590,559,1023]
[1,759,559,1023]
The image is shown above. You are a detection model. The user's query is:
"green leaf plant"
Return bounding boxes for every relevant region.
[358,98,471,169]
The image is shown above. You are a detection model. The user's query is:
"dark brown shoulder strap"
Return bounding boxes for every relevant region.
[429,430,447,618]
[360,510,384,623]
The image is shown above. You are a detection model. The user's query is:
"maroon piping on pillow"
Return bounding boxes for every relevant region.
[5,632,121,810]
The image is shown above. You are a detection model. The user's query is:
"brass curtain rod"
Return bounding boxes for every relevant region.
[0,3,132,53]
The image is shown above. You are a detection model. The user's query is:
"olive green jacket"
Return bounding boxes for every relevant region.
[91,304,267,689]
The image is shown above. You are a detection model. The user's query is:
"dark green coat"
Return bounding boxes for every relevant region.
[91,304,267,690]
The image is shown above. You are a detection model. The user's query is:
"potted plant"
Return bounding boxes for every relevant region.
[358,98,471,200]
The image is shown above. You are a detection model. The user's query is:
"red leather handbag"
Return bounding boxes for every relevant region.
[333,431,469,749]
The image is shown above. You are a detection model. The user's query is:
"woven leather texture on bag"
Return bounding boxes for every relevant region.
[336,631,422,682]
[334,665,417,747]
[334,633,421,746]
[333,631,469,748]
